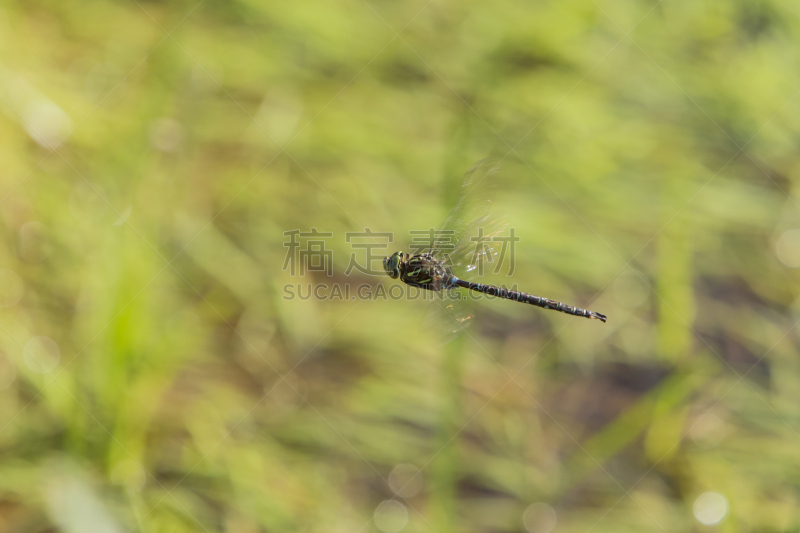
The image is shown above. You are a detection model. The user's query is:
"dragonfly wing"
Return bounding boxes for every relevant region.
[427,160,508,339]
[432,159,506,278]
[426,287,476,344]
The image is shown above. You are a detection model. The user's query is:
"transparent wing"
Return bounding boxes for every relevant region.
[427,160,507,339]
[431,159,506,277]
[420,286,475,346]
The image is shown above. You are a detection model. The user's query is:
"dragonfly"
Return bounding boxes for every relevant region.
[383,160,607,324]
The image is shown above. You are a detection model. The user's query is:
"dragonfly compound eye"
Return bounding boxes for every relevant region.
[383,252,401,279]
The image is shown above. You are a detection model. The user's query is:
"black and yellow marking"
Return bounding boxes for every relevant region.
[383,250,606,323]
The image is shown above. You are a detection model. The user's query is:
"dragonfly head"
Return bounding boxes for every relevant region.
[383,251,402,279]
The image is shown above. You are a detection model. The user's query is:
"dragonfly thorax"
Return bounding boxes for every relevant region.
[383,251,455,292]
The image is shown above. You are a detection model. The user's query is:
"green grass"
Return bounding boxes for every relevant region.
[1,0,800,531]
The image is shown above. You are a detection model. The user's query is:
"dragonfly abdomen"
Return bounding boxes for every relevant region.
[453,278,607,323]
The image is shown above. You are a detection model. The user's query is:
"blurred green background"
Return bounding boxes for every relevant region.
[1,0,799,531]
